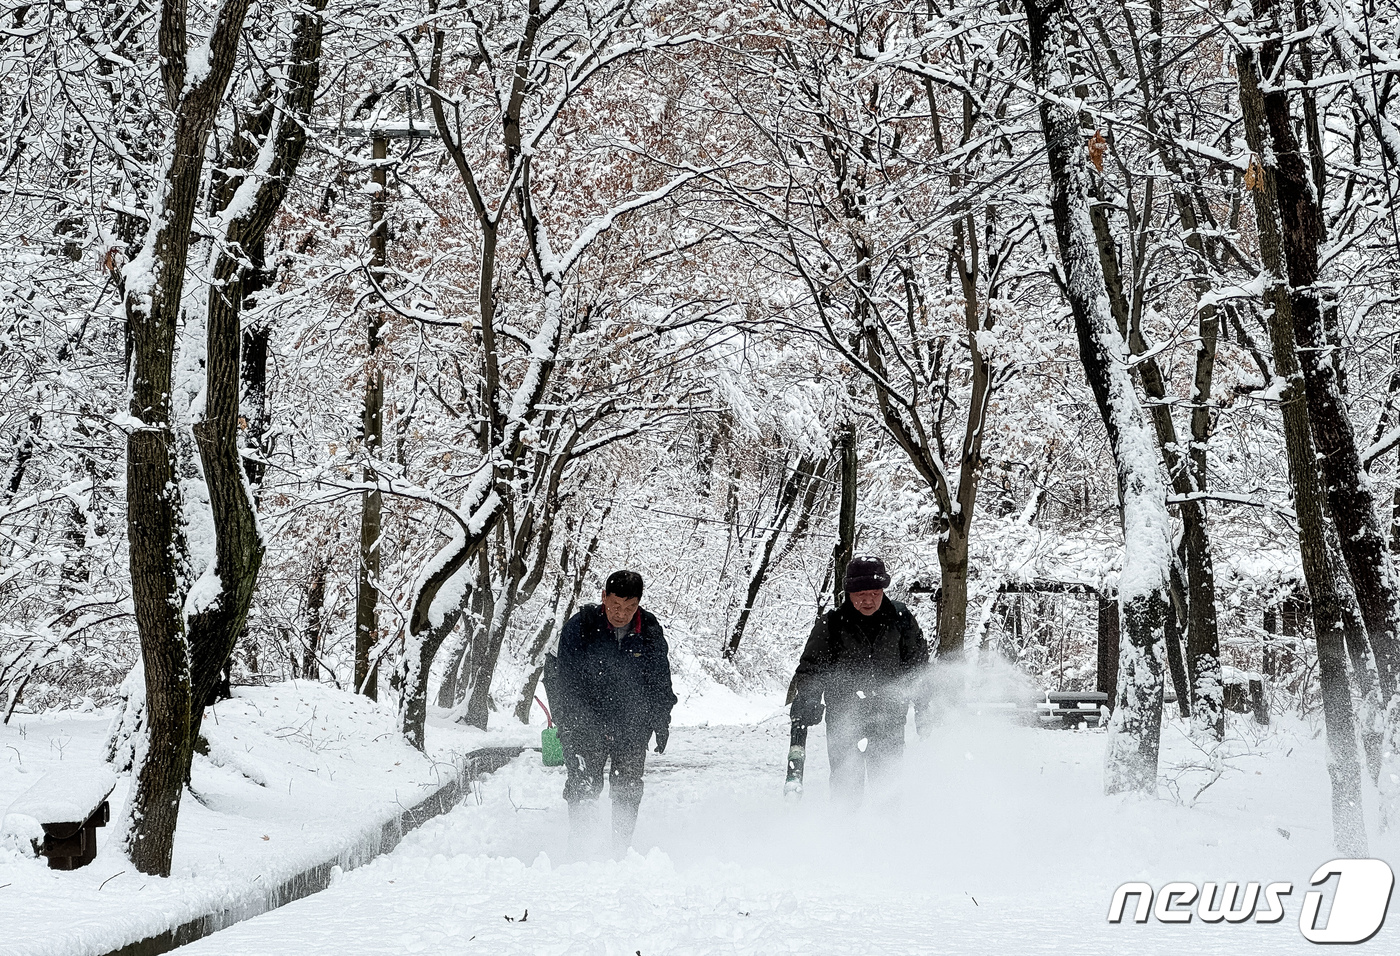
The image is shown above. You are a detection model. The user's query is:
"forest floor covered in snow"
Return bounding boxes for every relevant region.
[3,681,1398,955]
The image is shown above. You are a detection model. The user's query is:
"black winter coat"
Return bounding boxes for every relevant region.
[789,597,931,726]
[553,604,677,740]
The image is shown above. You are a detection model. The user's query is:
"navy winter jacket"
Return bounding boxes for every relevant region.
[554,603,677,740]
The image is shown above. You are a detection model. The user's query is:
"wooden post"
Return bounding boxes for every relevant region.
[1096,593,1120,709]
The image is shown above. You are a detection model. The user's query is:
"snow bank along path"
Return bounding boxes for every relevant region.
[0,685,531,956]
[175,713,1394,956]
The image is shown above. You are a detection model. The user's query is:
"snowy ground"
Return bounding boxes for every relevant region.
[3,682,1397,955]
[172,710,1399,955]
[0,683,526,956]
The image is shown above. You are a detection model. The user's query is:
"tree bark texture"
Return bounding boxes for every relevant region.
[1163,593,1192,719]
[118,0,322,874]
[123,430,193,876]
[1243,0,1400,710]
[1095,593,1120,706]
[832,422,857,605]
[189,0,324,747]
[240,303,270,492]
[1024,0,1173,795]
[120,0,258,877]
[1235,11,1368,853]
[355,133,389,701]
[303,554,327,681]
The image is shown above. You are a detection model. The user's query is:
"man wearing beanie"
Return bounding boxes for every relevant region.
[787,555,931,808]
[551,569,677,856]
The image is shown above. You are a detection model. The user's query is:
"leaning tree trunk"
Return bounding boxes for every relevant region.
[400,606,465,750]
[187,0,325,748]
[1235,11,1368,853]
[1247,0,1400,736]
[1110,0,1229,741]
[434,615,473,709]
[1024,0,1173,795]
[1083,77,1223,739]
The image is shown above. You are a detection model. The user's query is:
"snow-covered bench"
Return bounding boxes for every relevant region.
[2,764,117,869]
[1036,691,1108,728]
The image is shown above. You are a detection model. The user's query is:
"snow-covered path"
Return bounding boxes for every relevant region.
[177,714,1388,955]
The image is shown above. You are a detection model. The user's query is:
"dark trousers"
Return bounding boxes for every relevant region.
[561,726,649,844]
[825,704,905,810]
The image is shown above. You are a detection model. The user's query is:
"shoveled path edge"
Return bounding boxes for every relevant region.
[97,746,527,956]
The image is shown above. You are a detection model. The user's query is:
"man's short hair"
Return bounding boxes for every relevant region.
[604,570,644,599]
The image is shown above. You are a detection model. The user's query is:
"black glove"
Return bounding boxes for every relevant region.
[791,692,824,728]
[654,727,669,754]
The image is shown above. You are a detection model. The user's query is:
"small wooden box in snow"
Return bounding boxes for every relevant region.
[3,764,117,869]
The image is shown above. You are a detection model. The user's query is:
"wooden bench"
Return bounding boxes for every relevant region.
[1037,691,1109,728]
[3,764,117,869]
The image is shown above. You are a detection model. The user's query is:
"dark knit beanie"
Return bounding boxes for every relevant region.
[844,556,890,593]
[604,569,644,599]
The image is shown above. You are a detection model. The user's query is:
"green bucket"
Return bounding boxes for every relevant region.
[541,726,564,767]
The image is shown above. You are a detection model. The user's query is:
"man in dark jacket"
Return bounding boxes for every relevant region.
[552,569,677,854]
[788,555,931,808]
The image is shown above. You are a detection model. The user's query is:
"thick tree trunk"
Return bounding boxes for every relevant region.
[1180,509,1222,735]
[1236,15,1368,853]
[1083,71,1223,739]
[937,529,969,660]
[464,626,506,731]
[124,430,193,876]
[119,0,258,877]
[1249,1,1400,710]
[188,0,324,743]
[1118,0,1228,740]
[400,608,462,750]
[1024,0,1173,795]
[187,271,265,742]
[1095,592,1119,705]
[435,622,472,709]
